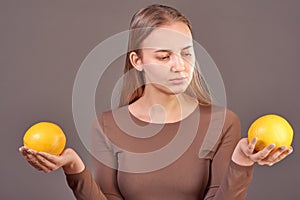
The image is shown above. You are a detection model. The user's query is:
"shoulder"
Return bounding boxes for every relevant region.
[199,104,240,125]
[197,104,241,140]
[93,106,132,138]
[214,107,242,149]
[222,108,242,142]
[96,106,129,125]
[224,108,241,126]
[202,104,241,134]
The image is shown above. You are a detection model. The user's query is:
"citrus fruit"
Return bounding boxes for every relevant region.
[248,114,293,151]
[23,122,66,155]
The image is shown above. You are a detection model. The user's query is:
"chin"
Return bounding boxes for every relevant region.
[151,83,188,95]
[166,86,188,95]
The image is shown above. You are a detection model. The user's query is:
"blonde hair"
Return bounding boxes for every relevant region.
[119,4,211,106]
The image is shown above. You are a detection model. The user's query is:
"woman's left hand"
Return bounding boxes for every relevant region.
[232,137,293,166]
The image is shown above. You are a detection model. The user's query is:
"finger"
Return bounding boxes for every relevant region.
[29,161,44,171]
[247,137,257,154]
[254,146,293,166]
[19,146,26,152]
[28,153,52,173]
[258,160,278,166]
[37,152,61,165]
[18,147,47,172]
[34,160,52,173]
[27,150,59,172]
[250,143,276,162]
[272,146,293,164]
[27,148,38,155]
[239,138,257,157]
[25,152,44,171]
[35,153,59,171]
[264,146,288,162]
[23,149,37,161]
[19,146,32,157]
[288,146,293,154]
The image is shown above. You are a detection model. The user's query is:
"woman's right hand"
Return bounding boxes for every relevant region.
[19,146,85,174]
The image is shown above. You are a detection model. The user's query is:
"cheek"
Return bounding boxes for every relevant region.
[185,63,195,79]
[143,65,169,83]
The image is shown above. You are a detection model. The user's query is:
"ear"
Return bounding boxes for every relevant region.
[129,51,143,71]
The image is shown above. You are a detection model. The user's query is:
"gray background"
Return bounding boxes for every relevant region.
[1,0,299,199]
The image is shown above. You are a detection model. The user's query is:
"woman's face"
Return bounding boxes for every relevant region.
[138,21,195,95]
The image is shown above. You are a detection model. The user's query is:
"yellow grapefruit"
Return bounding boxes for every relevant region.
[248,114,293,151]
[23,122,66,155]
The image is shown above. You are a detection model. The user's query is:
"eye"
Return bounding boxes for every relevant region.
[160,55,170,60]
[182,52,192,57]
[156,53,171,61]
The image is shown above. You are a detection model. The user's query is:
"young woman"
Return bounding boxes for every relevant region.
[19,4,293,200]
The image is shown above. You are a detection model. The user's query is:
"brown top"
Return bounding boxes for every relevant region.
[66,105,253,200]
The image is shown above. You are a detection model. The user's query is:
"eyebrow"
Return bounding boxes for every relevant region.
[153,45,193,53]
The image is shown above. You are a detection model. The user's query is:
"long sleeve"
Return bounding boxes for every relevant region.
[66,168,108,200]
[204,110,254,200]
[65,113,124,200]
[212,161,253,200]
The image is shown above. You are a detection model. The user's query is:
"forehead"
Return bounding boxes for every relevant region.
[141,22,193,51]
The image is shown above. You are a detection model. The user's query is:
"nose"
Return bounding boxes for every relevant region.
[170,54,185,72]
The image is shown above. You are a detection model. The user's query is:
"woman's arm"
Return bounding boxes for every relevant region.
[65,165,121,200]
[203,110,293,200]
[203,110,253,200]
[19,113,125,200]
[19,147,112,200]
[88,112,124,200]
[92,159,124,200]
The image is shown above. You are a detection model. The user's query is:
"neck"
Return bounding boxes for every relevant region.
[140,87,184,111]
[129,86,198,123]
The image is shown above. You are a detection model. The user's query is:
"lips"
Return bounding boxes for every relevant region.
[169,77,187,81]
[169,77,187,84]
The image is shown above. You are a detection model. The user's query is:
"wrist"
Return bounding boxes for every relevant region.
[62,148,85,174]
[232,146,254,167]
